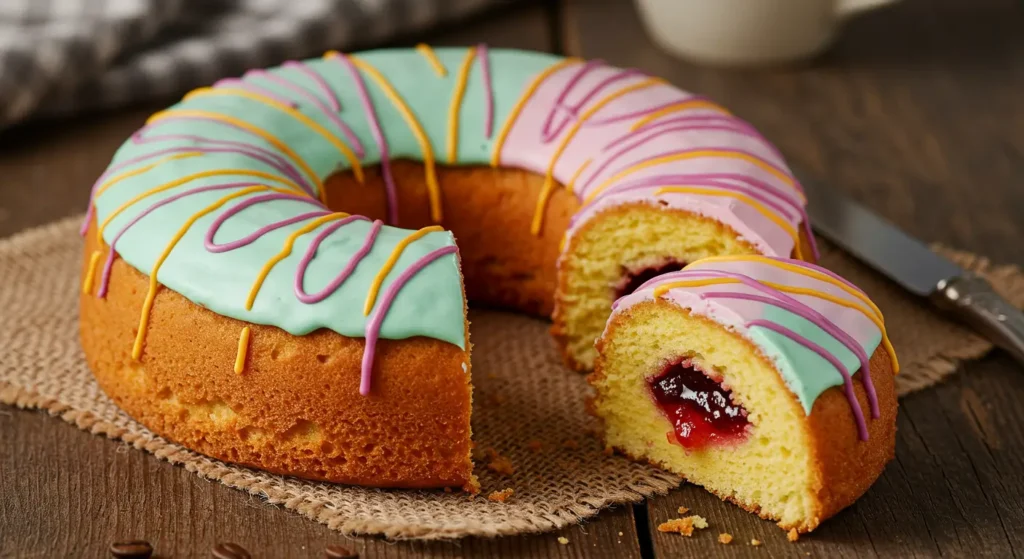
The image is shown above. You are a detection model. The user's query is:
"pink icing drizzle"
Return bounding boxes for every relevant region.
[331,53,400,226]
[360,245,460,395]
[477,43,494,138]
[295,219,383,304]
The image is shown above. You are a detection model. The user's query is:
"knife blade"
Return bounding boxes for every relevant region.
[799,175,1024,367]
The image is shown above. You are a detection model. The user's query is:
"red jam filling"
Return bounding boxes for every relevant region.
[647,360,750,450]
[615,261,687,299]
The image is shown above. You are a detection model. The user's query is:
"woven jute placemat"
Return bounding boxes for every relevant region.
[2,215,1024,540]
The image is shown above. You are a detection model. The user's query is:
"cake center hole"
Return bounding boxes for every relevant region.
[615,260,686,299]
[647,359,750,450]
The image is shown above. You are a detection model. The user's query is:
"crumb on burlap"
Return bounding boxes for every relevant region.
[718,533,733,544]
[463,474,480,495]
[656,515,707,537]
[676,506,689,515]
[487,488,514,503]
[527,440,544,453]
[618,532,624,537]
[750,538,762,547]
[557,537,569,545]
[443,487,452,493]
[562,439,579,450]
[788,528,800,542]
[484,448,515,476]
[602,446,615,456]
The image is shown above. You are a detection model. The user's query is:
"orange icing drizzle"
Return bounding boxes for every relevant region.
[82,250,102,295]
[246,213,350,310]
[235,326,251,374]
[689,255,898,372]
[446,46,478,164]
[94,152,203,199]
[363,225,445,315]
[565,158,592,194]
[531,77,666,234]
[490,58,583,167]
[584,149,805,206]
[349,56,444,223]
[654,186,804,260]
[133,186,269,360]
[416,43,448,76]
[96,169,300,245]
[629,99,730,131]
[183,87,364,184]
[147,109,328,201]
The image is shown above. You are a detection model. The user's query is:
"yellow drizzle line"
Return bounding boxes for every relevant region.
[96,169,299,244]
[245,213,349,310]
[95,152,203,198]
[565,159,592,195]
[147,109,328,201]
[133,186,267,360]
[584,149,805,205]
[653,277,898,373]
[688,254,898,372]
[446,46,478,164]
[184,87,364,184]
[82,250,102,295]
[531,77,665,234]
[363,225,444,315]
[349,56,444,223]
[416,43,447,76]
[234,326,251,374]
[630,99,730,131]
[490,58,582,167]
[655,186,803,260]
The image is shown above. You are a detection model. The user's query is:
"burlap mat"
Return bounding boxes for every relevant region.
[2,216,1024,540]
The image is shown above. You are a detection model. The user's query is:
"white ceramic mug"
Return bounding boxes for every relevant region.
[634,0,899,66]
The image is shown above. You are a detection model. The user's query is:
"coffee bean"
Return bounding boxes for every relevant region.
[109,540,153,559]
[212,542,251,559]
[324,545,358,559]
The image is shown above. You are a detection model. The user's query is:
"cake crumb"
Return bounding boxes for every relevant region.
[718,533,733,544]
[464,475,481,494]
[557,537,569,545]
[485,449,515,476]
[487,488,514,503]
[676,506,689,515]
[618,532,624,537]
[527,440,544,453]
[562,439,579,450]
[787,528,800,542]
[750,538,762,547]
[602,445,615,456]
[656,515,707,537]
[443,487,452,493]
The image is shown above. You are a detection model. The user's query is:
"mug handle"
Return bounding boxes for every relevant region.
[836,0,899,18]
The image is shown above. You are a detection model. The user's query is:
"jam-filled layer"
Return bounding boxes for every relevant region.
[615,261,686,299]
[648,359,749,450]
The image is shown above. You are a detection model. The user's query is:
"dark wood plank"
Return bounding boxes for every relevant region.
[564,0,1024,557]
[0,4,642,558]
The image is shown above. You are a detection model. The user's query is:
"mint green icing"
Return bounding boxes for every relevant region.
[746,306,882,414]
[94,48,564,349]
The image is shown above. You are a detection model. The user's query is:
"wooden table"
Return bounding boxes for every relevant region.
[3,0,1023,556]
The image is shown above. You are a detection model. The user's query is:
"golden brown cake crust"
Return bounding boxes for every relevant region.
[590,299,897,532]
[80,220,474,488]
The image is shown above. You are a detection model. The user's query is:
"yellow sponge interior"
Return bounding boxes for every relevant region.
[559,203,757,370]
[592,299,817,528]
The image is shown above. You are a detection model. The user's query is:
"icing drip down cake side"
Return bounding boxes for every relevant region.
[78,44,894,520]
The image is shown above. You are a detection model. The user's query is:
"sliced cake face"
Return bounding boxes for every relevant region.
[591,256,898,531]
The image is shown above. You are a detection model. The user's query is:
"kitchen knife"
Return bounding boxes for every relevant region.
[799,175,1024,367]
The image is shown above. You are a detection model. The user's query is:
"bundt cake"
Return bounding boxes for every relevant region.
[79,45,817,489]
[589,256,898,532]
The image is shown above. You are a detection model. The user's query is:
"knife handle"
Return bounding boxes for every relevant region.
[929,275,1024,367]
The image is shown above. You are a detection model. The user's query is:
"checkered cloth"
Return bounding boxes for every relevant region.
[0,0,504,128]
